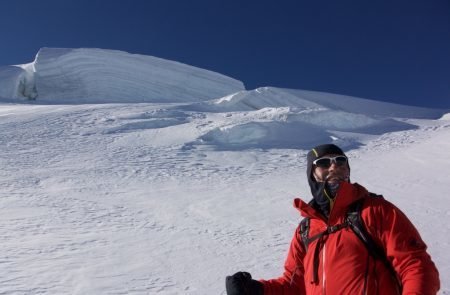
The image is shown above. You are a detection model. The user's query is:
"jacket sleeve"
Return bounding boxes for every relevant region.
[366,199,440,295]
[259,228,306,295]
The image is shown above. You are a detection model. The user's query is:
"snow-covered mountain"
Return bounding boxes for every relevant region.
[0,48,448,294]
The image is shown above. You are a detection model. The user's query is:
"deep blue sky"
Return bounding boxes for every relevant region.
[1,0,449,108]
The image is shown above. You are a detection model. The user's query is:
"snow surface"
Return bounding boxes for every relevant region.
[0,48,449,294]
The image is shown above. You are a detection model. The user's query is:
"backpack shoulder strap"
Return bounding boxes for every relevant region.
[346,194,386,261]
[346,193,402,290]
[298,217,311,251]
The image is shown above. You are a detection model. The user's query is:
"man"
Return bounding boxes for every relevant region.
[226,144,440,294]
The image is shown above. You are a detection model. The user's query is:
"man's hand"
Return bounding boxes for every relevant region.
[225,272,264,295]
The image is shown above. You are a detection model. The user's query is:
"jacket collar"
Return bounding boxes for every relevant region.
[294,182,368,223]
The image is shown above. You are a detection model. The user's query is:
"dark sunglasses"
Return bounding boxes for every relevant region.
[313,156,348,168]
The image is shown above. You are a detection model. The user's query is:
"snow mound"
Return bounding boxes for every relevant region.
[194,121,335,150]
[190,108,417,150]
[1,48,245,103]
[183,87,323,112]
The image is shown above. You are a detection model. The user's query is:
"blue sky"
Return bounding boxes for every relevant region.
[1,0,449,108]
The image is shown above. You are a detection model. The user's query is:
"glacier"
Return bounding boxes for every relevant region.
[0,47,245,103]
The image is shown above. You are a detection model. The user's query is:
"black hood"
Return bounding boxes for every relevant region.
[306,144,350,217]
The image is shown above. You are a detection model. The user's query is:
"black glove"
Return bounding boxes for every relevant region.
[225,271,264,295]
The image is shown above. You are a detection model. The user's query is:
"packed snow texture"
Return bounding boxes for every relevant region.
[0,48,449,294]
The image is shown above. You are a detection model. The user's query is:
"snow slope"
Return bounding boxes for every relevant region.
[0,48,449,294]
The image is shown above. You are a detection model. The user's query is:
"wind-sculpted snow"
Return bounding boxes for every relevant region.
[103,109,192,134]
[3,48,245,103]
[286,109,418,134]
[190,110,416,150]
[196,121,333,150]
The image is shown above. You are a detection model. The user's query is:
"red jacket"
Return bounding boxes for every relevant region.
[260,182,440,295]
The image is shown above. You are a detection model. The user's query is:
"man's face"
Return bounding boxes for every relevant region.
[312,153,350,184]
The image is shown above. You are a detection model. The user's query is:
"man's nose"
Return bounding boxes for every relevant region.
[328,162,337,170]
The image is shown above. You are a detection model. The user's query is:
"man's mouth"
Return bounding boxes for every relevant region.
[326,175,348,182]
